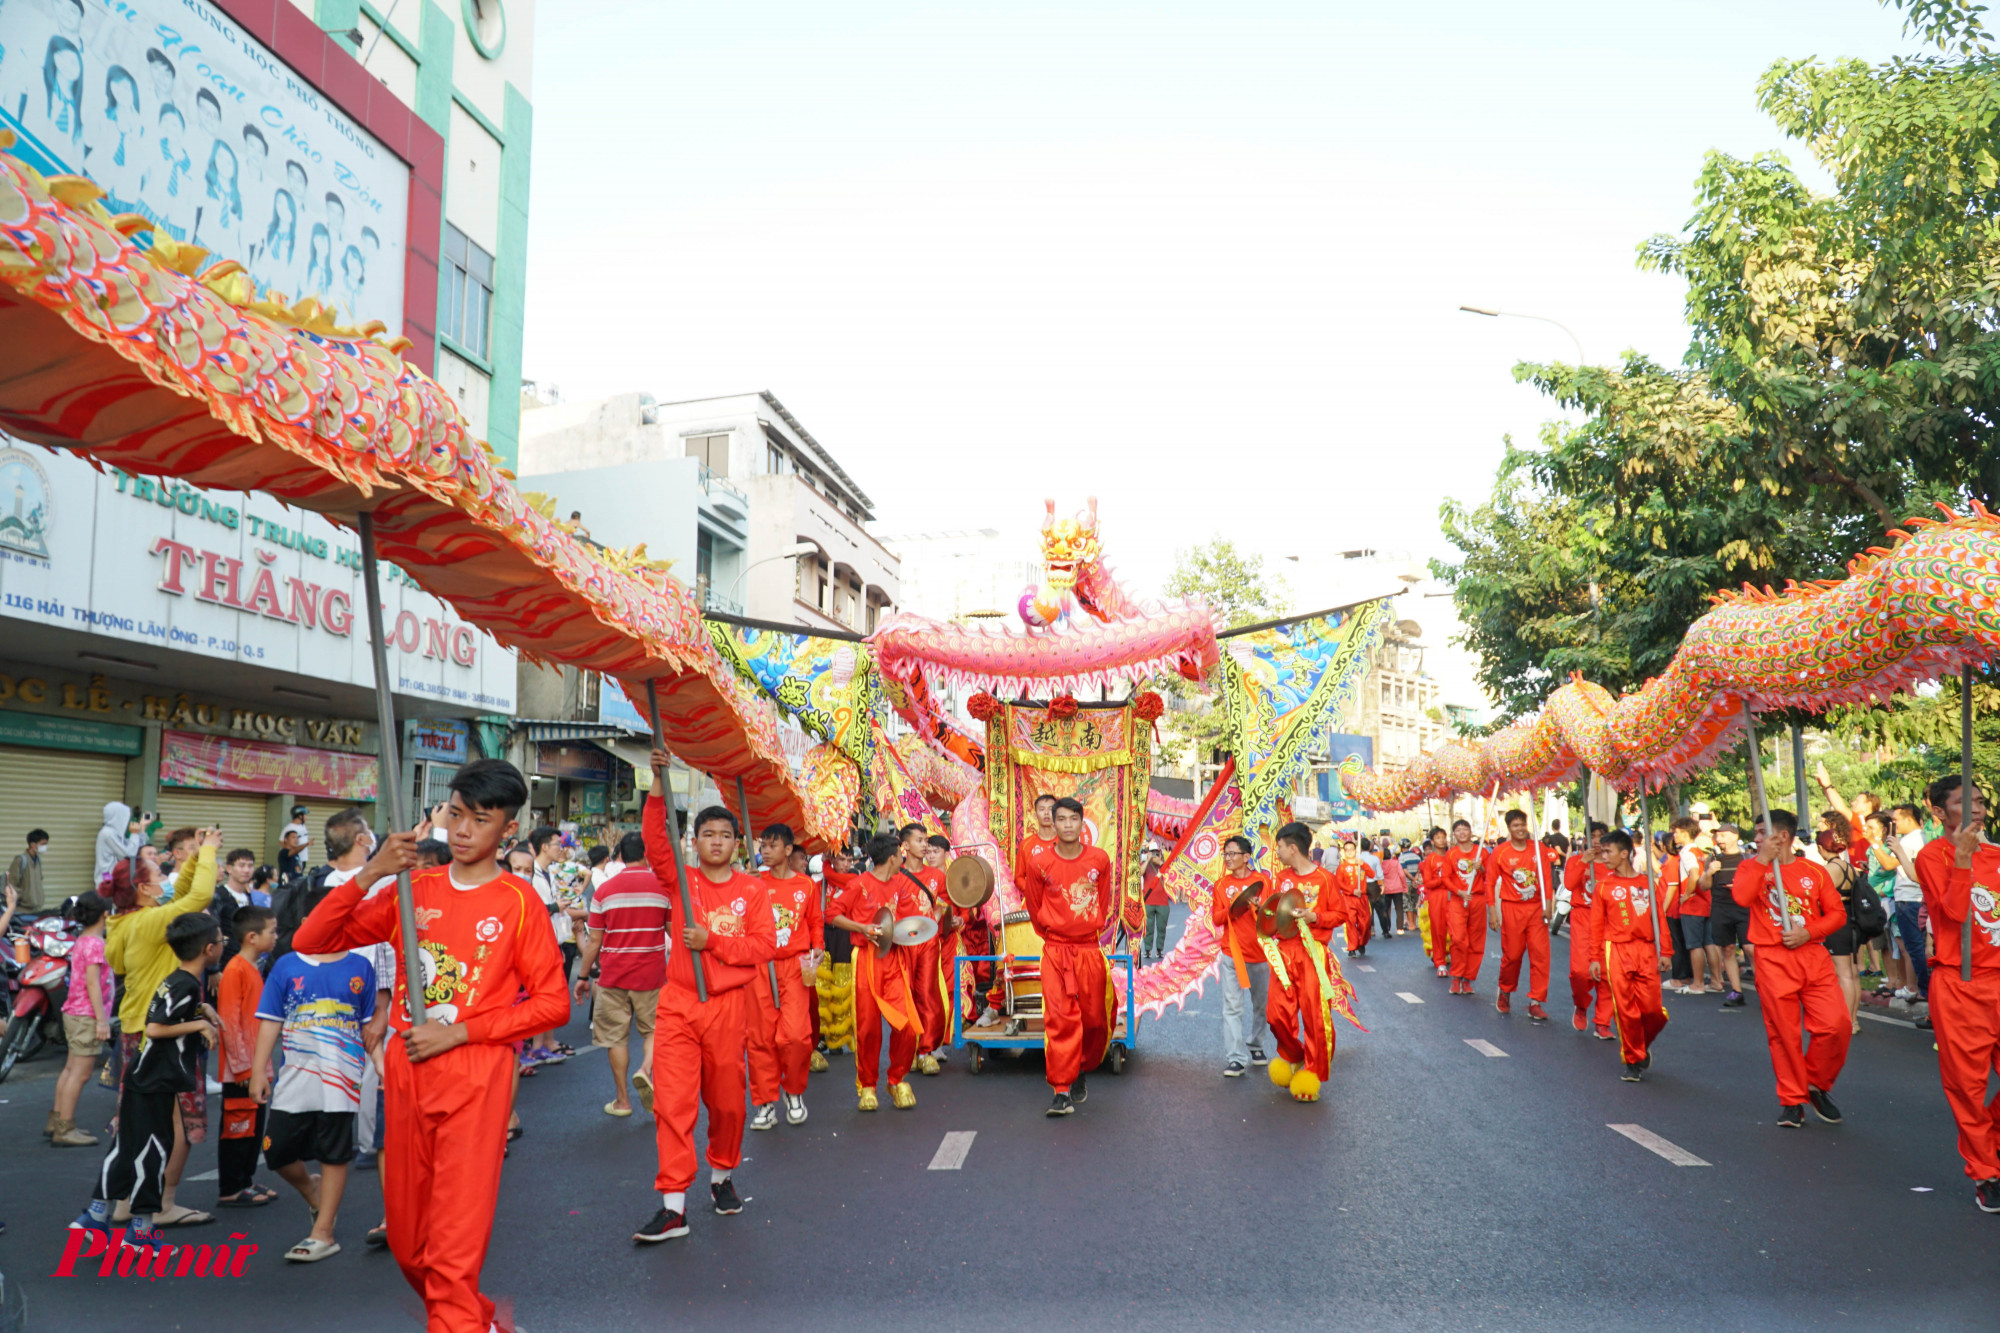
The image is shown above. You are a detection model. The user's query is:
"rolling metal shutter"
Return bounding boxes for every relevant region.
[0,748,127,903]
[153,788,271,866]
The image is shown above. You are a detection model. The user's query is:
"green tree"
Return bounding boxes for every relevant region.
[1157,538,1288,766]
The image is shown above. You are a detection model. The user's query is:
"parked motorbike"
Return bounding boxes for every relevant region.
[0,913,76,1082]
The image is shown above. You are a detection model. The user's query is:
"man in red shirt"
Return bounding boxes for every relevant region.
[746,822,822,1130]
[1731,808,1851,1128]
[1018,796,1115,1117]
[1481,809,1557,1022]
[1266,822,1339,1097]
[1564,822,1614,1038]
[1443,819,1489,995]
[293,759,569,1332]
[1016,793,1058,879]
[1589,829,1667,1081]
[1669,817,1716,995]
[575,831,668,1118]
[1210,836,1271,1077]
[896,824,951,1075]
[1331,839,1371,956]
[1915,775,2000,1212]
[1419,826,1452,977]
[827,832,924,1110]
[1141,847,1170,961]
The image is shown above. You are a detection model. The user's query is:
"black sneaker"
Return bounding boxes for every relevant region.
[1223,1060,1246,1078]
[1807,1087,1842,1124]
[1248,1045,1269,1066]
[1639,1051,1652,1072]
[633,1208,689,1243]
[710,1179,743,1215]
[1046,1092,1075,1117]
[1071,1074,1087,1104]
[1777,1104,1805,1129]
[1620,1063,1643,1082]
[1721,991,1746,1009]
[1976,1179,2000,1213]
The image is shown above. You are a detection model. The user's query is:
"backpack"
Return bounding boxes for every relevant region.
[1846,871,1888,938]
[271,865,338,962]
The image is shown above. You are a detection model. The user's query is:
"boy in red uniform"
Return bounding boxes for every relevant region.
[1588,830,1667,1081]
[923,832,963,1068]
[1669,817,1716,994]
[1016,794,1058,879]
[1564,822,1614,1039]
[1266,822,1338,1097]
[1730,808,1851,1128]
[1018,796,1115,1117]
[895,824,951,1075]
[1419,826,1452,977]
[747,822,821,1131]
[1443,819,1489,995]
[1482,809,1557,1022]
[1915,774,2000,1212]
[1211,836,1272,1076]
[293,759,568,1332]
[1332,839,1371,956]
[828,832,924,1110]
[634,777,776,1241]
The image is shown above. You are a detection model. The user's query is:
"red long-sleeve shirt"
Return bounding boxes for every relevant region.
[762,869,824,959]
[642,794,777,995]
[1019,845,1115,945]
[1332,861,1368,902]
[1589,872,1660,950]
[829,871,921,934]
[1480,839,1555,906]
[1210,871,1270,961]
[1730,857,1846,949]
[1563,853,1600,912]
[1444,844,1488,900]
[1420,851,1451,893]
[293,863,569,1045]
[1914,836,2000,974]
[1278,865,1342,946]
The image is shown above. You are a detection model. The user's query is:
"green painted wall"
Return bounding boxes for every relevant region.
[485,83,532,473]
[314,0,362,34]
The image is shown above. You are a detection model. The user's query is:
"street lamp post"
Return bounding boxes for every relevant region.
[1459,305,1586,363]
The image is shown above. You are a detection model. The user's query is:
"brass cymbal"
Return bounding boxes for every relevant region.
[892,914,939,947]
[945,854,995,910]
[1257,887,1311,939]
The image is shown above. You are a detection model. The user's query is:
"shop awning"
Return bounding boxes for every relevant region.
[516,721,643,744]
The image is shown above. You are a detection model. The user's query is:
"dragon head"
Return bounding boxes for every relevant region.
[1040,497,1103,595]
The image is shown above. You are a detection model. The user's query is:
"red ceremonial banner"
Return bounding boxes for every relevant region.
[159,730,379,801]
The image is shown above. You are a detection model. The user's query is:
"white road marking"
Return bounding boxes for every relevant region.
[1860,1011,1916,1029]
[928,1131,977,1170]
[1396,992,1425,1005]
[185,1169,219,1182]
[1464,1039,1508,1057]
[1607,1123,1711,1167]
[1357,964,1377,972]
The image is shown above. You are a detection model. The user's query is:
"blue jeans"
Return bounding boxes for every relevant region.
[1893,901,1930,996]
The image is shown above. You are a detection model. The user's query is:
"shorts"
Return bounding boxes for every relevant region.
[63,1012,106,1057]
[263,1107,357,1168]
[1824,925,1856,957]
[1709,909,1748,949]
[590,985,660,1046]
[1679,914,1713,951]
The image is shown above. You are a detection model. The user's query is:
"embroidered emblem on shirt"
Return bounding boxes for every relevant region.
[414,906,444,930]
[474,916,502,943]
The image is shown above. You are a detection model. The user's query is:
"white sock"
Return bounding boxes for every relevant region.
[661,1192,685,1212]
[712,1169,731,1185]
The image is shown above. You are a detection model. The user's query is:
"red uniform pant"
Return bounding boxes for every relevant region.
[653,983,749,1193]
[907,938,947,1052]
[1604,939,1667,1065]
[853,943,918,1089]
[382,1038,513,1333]
[1930,968,2000,1180]
[1445,895,1488,980]
[747,956,813,1103]
[1752,944,1852,1106]
[1567,915,1612,1027]
[1041,940,1112,1093]
[1425,890,1451,968]
[1345,895,1373,951]
[1265,939,1333,1079]
[1497,900,1551,1002]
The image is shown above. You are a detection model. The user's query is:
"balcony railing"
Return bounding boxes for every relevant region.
[702,585,743,615]
[697,464,748,506]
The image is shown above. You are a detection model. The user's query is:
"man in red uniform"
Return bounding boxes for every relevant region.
[1016,793,1058,879]
[1589,830,1667,1081]
[894,824,951,1075]
[1916,775,2000,1212]
[294,759,568,1333]
[1018,796,1115,1117]
[634,776,776,1241]
[1266,822,1337,1094]
[1211,836,1271,1077]
[1564,822,1614,1039]
[1331,839,1371,956]
[1443,819,1489,995]
[1731,808,1851,1128]
[1482,809,1556,1022]
[827,832,923,1110]
[747,822,821,1130]
[1420,826,1453,978]
[923,833,963,1066]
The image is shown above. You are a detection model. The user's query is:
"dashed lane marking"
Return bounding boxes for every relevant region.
[1463,1038,1508,1057]
[1396,992,1425,1004]
[1860,1011,1917,1029]
[1607,1123,1710,1166]
[928,1131,977,1170]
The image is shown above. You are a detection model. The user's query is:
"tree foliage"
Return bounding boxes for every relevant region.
[1157,539,1288,765]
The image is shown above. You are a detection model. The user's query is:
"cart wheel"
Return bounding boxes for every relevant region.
[967,1045,984,1074]
[1108,1044,1127,1075]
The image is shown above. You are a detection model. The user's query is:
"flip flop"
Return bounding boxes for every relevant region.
[603,1101,633,1117]
[217,1187,277,1208]
[153,1207,215,1228]
[631,1070,655,1115]
[285,1237,341,1263]
[507,1123,523,1142]
[365,1223,389,1248]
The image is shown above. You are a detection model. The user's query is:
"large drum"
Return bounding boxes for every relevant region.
[1001,910,1044,1009]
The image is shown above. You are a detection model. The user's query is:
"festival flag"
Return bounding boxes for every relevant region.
[707,622,879,769]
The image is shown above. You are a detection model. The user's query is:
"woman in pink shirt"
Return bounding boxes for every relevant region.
[51,890,115,1146]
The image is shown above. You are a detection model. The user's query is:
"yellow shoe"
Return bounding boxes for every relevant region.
[916,1053,940,1076]
[1267,1057,1294,1088]
[1288,1069,1322,1102]
[809,1049,829,1073]
[857,1086,879,1112]
[890,1080,917,1110]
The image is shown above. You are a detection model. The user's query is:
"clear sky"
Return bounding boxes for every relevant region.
[521,1,1926,706]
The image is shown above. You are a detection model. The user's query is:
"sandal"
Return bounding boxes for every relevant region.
[603,1101,633,1117]
[285,1237,342,1263]
[217,1187,277,1208]
[365,1222,389,1248]
[507,1123,523,1142]
[153,1206,215,1228]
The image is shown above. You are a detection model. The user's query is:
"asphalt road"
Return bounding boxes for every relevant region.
[4,909,1996,1331]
